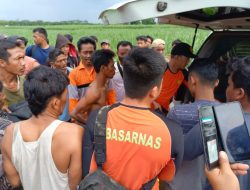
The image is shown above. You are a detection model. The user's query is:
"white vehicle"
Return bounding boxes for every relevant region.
[99,0,250,102]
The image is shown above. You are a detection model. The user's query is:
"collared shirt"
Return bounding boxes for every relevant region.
[68,61,96,112]
[109,61,125,102]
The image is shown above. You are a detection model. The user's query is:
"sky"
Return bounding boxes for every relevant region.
[0,0,125,23]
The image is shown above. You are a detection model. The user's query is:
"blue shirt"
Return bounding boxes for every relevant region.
[26,45,53,65]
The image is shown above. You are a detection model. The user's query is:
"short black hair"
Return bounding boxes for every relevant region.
[77,37,96,52]
[91,49,115,73]
[24,66,69,116]
[64,34,73,43]
[33,27,49,44]
[188,58,219,86]
[47,48,64,66]
[123,48,166,99]
[227,56,250,99]
[33,27,48,39]
[89,35,98,42]
[116,41,133,50]
[146,35,154,43]
[0,39,17,62]
[136,35,147,42]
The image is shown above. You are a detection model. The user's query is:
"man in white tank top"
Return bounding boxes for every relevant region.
[1,66,83,190]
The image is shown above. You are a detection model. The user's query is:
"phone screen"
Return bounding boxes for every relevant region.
[207,139,218,163]
[214,102,250,162]
[199,106,219,169]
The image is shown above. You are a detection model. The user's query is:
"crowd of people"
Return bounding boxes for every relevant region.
[0,27,250,190]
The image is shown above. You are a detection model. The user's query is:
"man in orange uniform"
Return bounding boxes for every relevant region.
[156,43,196,113]
[87,48,183,189]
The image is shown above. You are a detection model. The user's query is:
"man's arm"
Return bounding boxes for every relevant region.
[71,89,99,124]
[68,124,84,190]
[1,124,21,187]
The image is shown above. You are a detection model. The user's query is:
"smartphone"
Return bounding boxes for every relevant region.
[213,102,250,163]
[199,106,219,170]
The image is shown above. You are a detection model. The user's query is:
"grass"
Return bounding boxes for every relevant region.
[0,24,210,55]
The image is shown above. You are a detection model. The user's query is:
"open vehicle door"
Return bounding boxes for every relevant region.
[99,0,250,30]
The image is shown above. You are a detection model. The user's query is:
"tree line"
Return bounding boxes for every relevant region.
[0,18,156,26]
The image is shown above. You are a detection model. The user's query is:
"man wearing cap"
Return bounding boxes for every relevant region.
[100,40,111,50]
[151,39,165,55]
[156,42,196,113]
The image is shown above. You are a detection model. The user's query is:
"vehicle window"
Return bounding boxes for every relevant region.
[231,41,250,57]
[214,35,250,102]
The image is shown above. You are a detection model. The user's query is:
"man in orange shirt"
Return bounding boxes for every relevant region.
[71,49,116,124]
[83,48,183,189]
[68,37,96,113]
[156,42,196,113]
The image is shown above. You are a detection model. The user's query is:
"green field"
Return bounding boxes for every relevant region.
[0,24,210,55]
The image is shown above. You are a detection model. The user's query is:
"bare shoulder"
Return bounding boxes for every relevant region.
[3,123,15,138]
[57,122,84,138]
[86,85,101,98]
[1,123,15,155]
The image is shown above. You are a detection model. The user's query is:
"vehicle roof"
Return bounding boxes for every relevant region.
[99,0,250,30]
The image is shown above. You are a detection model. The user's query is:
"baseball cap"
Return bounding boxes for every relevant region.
[151,39,165,48]
[171,42,196,58]
[101,39,110,45]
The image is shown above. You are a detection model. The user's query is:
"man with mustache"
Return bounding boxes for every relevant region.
[0,39,25,107]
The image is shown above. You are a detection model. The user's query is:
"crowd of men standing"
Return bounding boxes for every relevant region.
[0,27,249,190]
